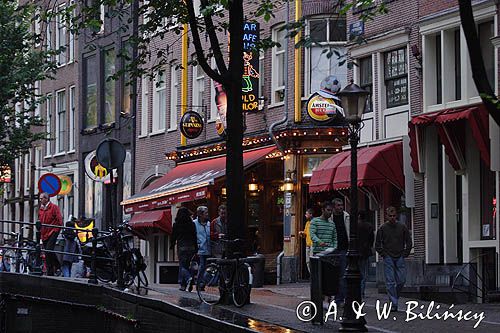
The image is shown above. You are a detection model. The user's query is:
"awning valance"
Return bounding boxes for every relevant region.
[409,104,489,173]
[129,209,172,239]
[122,146,276,213]
[309,141,404,193]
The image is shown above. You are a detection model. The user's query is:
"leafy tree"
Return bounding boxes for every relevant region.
[0,0,56,181]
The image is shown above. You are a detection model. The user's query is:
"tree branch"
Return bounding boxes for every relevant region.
[185,0,227,84]
[459,0,500,126]
[200,0,228,75]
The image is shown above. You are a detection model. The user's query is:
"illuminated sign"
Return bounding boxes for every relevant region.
[180,111,204,139]
[242,22,260,112]
[58,175,73,195]
[306,92,343,124]
[0,166,11,183]
[84,151,110,182]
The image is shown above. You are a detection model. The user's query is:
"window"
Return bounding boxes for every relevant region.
[478,21,494,90]
[99,4,105,34]
[104,49,116,124]
[56,5,67,66]
[192,64,205,108]
[306,17,347,96]
[34,9,41,47]
[359,56,372,113]
[384,48,408,108]
[140,76,149,135]
[45,13,53,59]
[169,66,178,130]
[45,94,52,156]
[56,90,66,153]
[68,1,75,62]
[84,55,97,128]
[152,71,166,132]
[272,26,286,104]
[454,29,461,101]
[34,81,41,117]
[435,35,442,104]
[69,86,75,151]
[121,45,132,115]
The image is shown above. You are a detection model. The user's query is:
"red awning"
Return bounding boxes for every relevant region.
[129,209,172,238]
[309,142,404,193]
[122,146,276,213]
[409,104,490,173]
[309,151,350,193]
[332,142,404,191]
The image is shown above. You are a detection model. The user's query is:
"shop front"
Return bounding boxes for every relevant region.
[409,104,499,301]
[121,145,285,284]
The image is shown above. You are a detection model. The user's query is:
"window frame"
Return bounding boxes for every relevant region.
[55,89,67,154]
[45,94,52,157]
[271,25,286,105]
[383,47,408,109]
[56,4,67,66]
[83,54,98,129]
[140,76,149,136]
[69,86,75,151]
[304,16,348,97]
[169,66,178,131]
[152,71,166,133]
[192,63,205,109]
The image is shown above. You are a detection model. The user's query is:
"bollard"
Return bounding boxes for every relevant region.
[88,228,99,285]
[310,255,323,325]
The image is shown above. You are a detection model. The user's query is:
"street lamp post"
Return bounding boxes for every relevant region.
[337,81,369,332]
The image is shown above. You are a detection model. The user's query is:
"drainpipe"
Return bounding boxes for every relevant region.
[276,251,284,285]
[268,0,290,152]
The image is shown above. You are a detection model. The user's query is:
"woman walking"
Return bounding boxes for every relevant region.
[170,207,198,291]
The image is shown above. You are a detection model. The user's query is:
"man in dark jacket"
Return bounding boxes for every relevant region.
[357,211,374,298]
[375,206,412,311]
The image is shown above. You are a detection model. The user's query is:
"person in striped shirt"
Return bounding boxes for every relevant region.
[310,201,337,254]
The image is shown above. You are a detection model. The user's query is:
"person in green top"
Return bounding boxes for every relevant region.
[310,201,337,254]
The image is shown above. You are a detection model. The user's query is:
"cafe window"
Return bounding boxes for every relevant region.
[384,48,408,108]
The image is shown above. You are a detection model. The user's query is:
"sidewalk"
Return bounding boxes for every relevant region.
[145,282,500,332]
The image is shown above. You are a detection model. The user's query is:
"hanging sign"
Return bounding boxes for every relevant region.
[306,92,343,124]
[58,175,73,196]
[38,173,62,197]
[84,151,110,183]
[242,22,260,112]
[180,111,204,139]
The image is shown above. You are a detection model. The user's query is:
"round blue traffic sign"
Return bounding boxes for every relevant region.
[38,173,62,197]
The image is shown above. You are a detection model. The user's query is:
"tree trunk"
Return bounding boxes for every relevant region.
[225,0,245,242]
[459,0,500,126]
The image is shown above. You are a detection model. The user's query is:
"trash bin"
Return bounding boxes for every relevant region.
[317,250,340,296]
[248,254,265,288]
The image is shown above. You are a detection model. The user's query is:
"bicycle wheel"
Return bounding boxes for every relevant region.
[133,270,149,288]
[197,263,223,305]
[2,249,16,272]
[232,263,251,308]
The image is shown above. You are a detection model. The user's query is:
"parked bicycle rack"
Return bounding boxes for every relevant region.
[0,220,114,286]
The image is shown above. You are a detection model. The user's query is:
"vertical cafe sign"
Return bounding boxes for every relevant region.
[242,22,260,112]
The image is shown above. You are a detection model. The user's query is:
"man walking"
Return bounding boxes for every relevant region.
[375,206,412,311]
[299,208,314,273]
[330,198,349,305]
[309,201,337,254]
[194,206,211,283]
[38,192,63,276]
[210,204,227,258]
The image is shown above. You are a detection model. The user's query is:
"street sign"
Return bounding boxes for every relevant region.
[38,173,61,197]
[96,138,126,170]
[58,175,73,195]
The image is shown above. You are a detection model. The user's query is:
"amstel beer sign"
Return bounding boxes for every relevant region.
[306,92,343,124]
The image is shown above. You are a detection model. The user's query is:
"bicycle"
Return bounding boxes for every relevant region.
[1,227,40,274]
[82,223,148,288]
[196,238,252,307]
